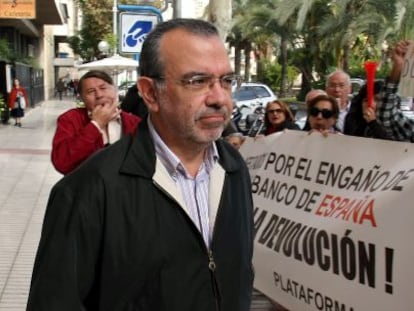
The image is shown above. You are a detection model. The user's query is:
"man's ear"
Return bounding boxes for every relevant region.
[137,77,160,113]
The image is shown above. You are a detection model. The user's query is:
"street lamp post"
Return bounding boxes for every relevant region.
[113,0,118,55]
[173,0,182,18]
[98,40,110,59]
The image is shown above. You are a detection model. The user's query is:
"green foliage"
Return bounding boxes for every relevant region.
[133,0,165,9]
[348,62,391,80]
[0,38,12,62]
[103,33,118,54]
[69,0,113,62]
[22,56,41,69]
[260,60,300,94]
[231,0,414,97]
[0,93,8,122]
[0,39,39,67]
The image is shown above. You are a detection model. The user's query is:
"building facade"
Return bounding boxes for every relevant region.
[0,0,78,104]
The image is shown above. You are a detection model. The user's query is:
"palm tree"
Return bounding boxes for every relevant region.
[262,0,411,96]
[231,0,293,89]
[231,0,413,97]
[397,0,414,40]
[207,0,233,42]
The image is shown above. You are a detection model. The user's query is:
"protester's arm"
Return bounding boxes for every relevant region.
[26,178,103,310]
[376,40,414,141]
[366,120,391,140]
[389,40,410,83]
[51,111,104,174]
[362,102,391,139]
[377,78,414,141]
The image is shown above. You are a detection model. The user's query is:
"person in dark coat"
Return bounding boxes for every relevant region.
[120,83,149,118]
[26,18,254,311]
[55,78,65,100]
[344,80,391,140]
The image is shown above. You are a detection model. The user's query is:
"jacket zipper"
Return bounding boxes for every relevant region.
[209,174,226,311]
[208,249,220,311]
[153,180,222,310]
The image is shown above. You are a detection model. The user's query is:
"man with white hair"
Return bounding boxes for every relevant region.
[325,70,352,132]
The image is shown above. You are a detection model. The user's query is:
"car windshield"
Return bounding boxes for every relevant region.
[233,86,272,101]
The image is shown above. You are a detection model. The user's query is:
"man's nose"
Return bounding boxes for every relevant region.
[95,89,104,98]
[207,81,231,102]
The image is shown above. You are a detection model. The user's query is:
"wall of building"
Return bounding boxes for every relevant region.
[42,26,57,100]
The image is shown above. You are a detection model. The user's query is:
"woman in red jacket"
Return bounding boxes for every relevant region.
[8,78,29,127]
[51,70,140,174]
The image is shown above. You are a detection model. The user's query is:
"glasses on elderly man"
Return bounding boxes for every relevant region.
[327,83,348,90]
[151,74,242,94]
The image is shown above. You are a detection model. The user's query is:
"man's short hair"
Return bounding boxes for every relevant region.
[78,70,114,95]
[139,18,220,79]
[325,70,351,88]
[305,89,327,104]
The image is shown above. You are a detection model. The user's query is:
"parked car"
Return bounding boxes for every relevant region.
[232,82,277,108]
[398,96,414,120]
[232,82,277,132]
[350,78,365,97]
[294,110,308,130]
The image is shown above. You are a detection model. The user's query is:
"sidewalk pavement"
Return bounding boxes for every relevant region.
[0,99,75,310]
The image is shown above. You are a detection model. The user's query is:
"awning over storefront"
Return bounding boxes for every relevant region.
[35,0,63,25]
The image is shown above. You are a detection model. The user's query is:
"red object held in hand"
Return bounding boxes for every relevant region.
[364,61,377,108]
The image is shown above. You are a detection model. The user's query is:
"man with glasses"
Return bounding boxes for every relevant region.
[27,18,254,311]
[325,70,352,132]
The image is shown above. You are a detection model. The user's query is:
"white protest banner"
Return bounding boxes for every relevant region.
[239,130,414,311]
[399,41,414,97]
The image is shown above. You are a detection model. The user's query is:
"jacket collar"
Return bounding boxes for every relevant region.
[119,118,243,178]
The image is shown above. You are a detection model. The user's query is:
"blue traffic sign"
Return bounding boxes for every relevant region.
[124,20,153,49]
[120,12,159,54]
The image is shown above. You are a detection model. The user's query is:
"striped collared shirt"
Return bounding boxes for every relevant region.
[336,100,351,132]
[148,117,219,247]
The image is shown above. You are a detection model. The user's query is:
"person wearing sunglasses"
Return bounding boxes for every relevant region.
[264,100,300,135]
[27,19,254,311]
[302,89,327,131]
[306,94,340,135]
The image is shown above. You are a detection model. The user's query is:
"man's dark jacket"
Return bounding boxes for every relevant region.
[27,119,254,311]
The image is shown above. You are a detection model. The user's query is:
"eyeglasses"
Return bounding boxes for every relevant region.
[327,83,348,89]
[309,107,334,119]
[152,74,241,93]
[267,108,283,114]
